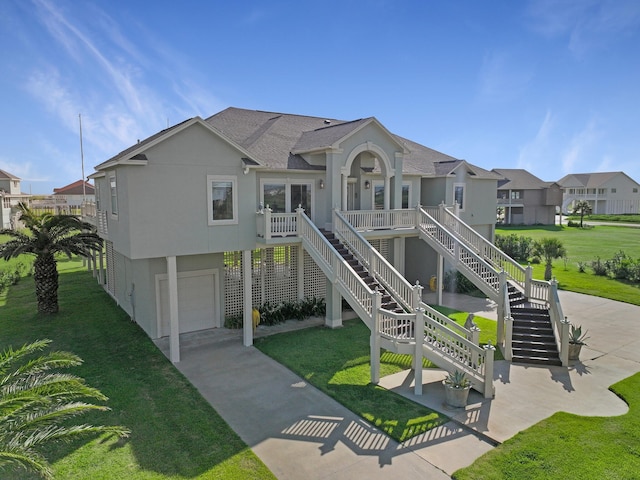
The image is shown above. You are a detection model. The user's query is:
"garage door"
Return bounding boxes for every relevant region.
[157,270,219,337]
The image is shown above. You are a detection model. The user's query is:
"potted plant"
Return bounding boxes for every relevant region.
[568,323,589,361]
[443,370,471,408]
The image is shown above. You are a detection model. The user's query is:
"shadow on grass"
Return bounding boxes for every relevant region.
[1,266,269,478]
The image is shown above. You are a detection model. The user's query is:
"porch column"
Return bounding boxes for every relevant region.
[242,249,253,346]
[393,237,405,275]
[383,176,391,210]
[166,255,180,363]
[341,173,348,212]
[325,281,342,328]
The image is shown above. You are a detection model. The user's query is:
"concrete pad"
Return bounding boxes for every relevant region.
[174,338,450,480]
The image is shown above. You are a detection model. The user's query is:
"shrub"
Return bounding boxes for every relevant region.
[258,297,326,326]
[443,271,478,294]
[591,257,608,276]
[494,233,533,262]
[224,314,243,329]
[577,261,587,273]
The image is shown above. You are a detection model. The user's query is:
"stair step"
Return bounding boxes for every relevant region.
[512,355,562,367]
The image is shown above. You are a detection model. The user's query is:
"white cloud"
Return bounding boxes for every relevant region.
[561,119,601,173]
[517,110,555,172]
[477,51,533,103]
[527,0,640,55]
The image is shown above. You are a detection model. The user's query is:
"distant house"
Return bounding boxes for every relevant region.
[0,169,31,229]
[492,168,562,225]
[53,180,96,207]
[557,172,640,215]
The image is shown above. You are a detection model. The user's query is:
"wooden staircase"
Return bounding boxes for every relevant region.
[321,230,405,314]
[508,284,561,366]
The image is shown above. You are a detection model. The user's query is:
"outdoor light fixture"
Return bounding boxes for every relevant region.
[319,179,325,189]
[364,180,371,189]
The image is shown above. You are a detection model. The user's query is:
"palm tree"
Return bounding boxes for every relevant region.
[533,237,567,281]
[0,203,102,314]
[0,339,129,479]
[572,200,592,228]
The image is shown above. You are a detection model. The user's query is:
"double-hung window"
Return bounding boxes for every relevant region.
[109,174,118,216]
[453,183,465,211]
[208,175,238,225]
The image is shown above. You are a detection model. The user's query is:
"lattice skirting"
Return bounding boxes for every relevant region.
[224,246,328,319]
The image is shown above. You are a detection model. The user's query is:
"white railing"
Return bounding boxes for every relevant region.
[440,205,527,289]
[549,279,570,366]
[417,207,500,299]
[334,210,417,312]
[297,211,376,325]
[256,207,298,239]
[501,281,514,361]
[340,209,418,231]
[529,279,550,303]
[379,309,415,341]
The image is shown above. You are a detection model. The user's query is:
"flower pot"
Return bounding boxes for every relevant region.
[568,343,583,361]
[443,381,471,408]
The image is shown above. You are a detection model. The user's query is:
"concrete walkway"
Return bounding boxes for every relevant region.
[160,291,640,478]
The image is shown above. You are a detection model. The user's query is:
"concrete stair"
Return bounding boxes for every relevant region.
[510,303,561,366]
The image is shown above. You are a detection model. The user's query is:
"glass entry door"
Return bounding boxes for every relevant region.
[290,183,311,217]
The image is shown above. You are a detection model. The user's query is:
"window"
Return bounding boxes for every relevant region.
[453,183,465,210]
[109,175,118,216]
[633,188,638,193]
[611,188,617,193]
[374,183,384,210]
[95,181,101,211]
[598,188,606,195]
[511,190,522,200]
[208,175,237,225]
[402,183,411,209]
[261,179,312,217]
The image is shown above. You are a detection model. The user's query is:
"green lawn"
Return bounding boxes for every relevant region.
[453,372,640,480]
[566,213,640,223]
[0,259,275,480]
[254,318,450,442]
[496,225,640,305]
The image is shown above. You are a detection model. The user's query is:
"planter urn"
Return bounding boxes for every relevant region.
[443,381,471,408]
[568,342,583,361]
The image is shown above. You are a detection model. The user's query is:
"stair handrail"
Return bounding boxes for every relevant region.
[336,209,481,342]
[549,278,570,366]
[417,207,500,299]
[334,209,416,312]
[297,211,376,323]
[439,204,527,289]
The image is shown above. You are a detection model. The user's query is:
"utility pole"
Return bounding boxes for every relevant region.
[79,113,86,204]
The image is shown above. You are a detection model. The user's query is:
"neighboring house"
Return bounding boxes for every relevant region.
[0,169,31,229]
[53,180,96,207]
[492,168,563,225]
[82,107,566,389]
[558,172,640,215]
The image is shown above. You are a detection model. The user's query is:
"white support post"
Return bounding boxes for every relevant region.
[325,282,342,328]
[242,249,253,347]
[437,254,444,306]
[297,244,305,301]
[483,343,496,398]
[414,307,424,395]
[525,264,532,298]
[497,270,507,331]
[560,316,570,366]
[370,291,382,385]
[264,206,272,240]
[504,316,513,361]
[98,248,104,285]
[166,256,180,363]
[393,237,405,276]
[341,174,348,212]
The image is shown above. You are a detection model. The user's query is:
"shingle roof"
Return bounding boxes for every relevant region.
[53,180,95,195]
[493,168,550,189]
[0,169,20,180]
[97,107,496,178]
[556,172,636,188]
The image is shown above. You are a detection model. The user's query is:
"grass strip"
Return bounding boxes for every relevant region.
[453,372,640,480]
[0,259,275,480]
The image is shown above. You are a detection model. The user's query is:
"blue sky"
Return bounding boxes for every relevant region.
[1,0,639,194]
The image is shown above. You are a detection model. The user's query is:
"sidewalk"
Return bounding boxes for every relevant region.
[162,291,640,478]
